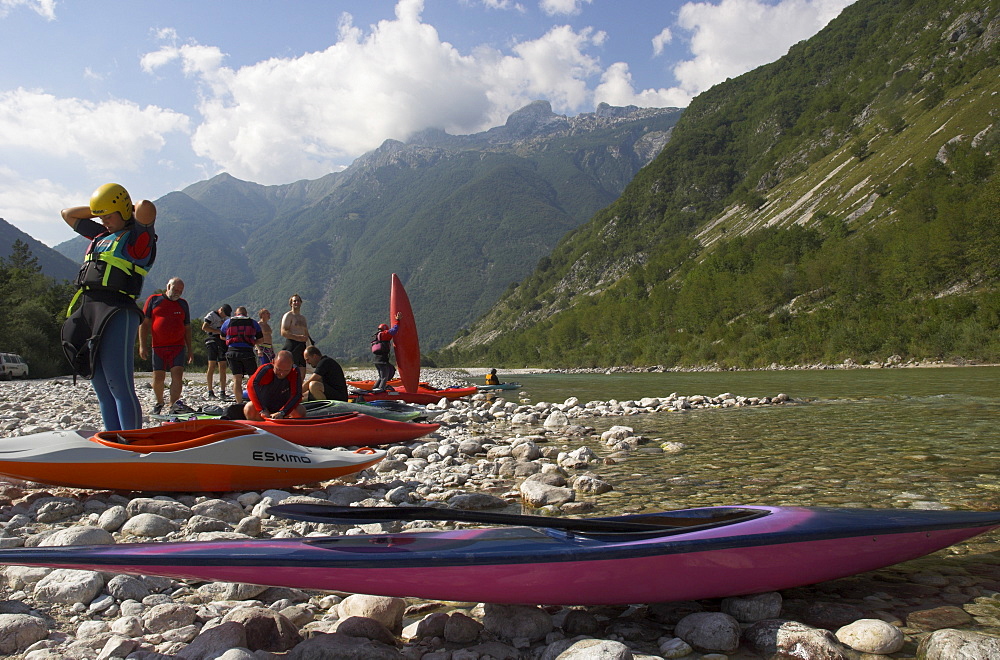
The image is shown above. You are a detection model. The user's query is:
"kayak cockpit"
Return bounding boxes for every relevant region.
[554,507,771,539]
[91,421,254,452]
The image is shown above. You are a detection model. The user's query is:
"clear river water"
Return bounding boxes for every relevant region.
[506,366,1000,517]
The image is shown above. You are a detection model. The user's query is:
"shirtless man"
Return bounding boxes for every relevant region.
[280,294,310,369]
[256,308,274,365]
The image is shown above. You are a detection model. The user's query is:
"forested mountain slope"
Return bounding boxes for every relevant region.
[0,218,78,282]
[53,102,680,359]
[441,0,1000,368]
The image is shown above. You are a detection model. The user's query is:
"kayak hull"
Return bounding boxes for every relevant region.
[0,425,385,492]
[352,390,443,405]
[390,274,420,394]
[302,399,422,422]
[240,415,439,447]
[0,506,995,604]
[478,383,521,392]
[348,379,476,400]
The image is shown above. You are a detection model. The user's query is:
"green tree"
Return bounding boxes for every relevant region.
[0,241,75,377]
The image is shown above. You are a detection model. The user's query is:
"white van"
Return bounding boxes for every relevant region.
[0,353,28,379]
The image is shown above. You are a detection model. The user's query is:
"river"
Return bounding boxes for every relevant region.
[504,366,1000,518]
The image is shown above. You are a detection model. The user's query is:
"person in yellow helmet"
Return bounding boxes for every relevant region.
[60,183,157,431]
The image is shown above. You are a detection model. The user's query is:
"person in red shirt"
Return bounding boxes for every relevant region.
[244,350,306,421]
[139,277,193,415]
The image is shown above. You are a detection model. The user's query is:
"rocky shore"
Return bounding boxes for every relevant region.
[533,355,995,374]
[0,373,997,659]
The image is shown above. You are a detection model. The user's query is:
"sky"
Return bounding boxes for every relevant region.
[0,0,855,246]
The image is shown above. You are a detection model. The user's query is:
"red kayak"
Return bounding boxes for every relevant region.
[238,414,439,447]
[348,379,477,401]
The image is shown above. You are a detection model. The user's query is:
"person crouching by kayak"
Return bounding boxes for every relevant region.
[60,183,156,431]
[244,350,306,421]
[220,306,263,407]
[303,345,348,401]
[370,312,402,392]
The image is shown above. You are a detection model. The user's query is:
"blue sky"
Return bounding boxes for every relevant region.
[0,0,854,246]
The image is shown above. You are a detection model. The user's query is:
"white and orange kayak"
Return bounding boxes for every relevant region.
[0,421,385,492]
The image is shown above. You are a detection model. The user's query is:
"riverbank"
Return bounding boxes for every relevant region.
[0,377,998,659]
[447,356,998,375]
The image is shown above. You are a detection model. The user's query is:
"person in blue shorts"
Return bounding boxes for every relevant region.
[60,183,156,431]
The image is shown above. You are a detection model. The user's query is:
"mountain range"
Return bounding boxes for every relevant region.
[10,0,998,372]
[442,0,1000,367]
[0,219,78,281]
[46,101,681,360]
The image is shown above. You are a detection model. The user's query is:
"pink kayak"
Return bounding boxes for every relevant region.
[0,505,996,605]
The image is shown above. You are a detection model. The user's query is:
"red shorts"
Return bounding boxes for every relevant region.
[152,345,186,371]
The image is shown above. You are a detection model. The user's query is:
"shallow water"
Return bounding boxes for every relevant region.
[510,366,1000,513]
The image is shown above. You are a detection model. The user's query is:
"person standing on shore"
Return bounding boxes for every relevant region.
[202,304,231,399]
[220,306,263,406]
[256,308,275,366]
[371,312,402,392]
[139,277,194,415]
[280,294,310,370]
[60,183,156,431]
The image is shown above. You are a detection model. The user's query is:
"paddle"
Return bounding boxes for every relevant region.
[267,503,679,534]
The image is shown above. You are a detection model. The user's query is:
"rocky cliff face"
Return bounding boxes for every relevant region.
[61,101,683,358]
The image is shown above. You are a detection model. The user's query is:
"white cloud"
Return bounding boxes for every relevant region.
[0,0,55,20]
[477,0,526,11]
[652,27,673,56]
[143,0,613,184]
[672,0,855,96]
[0,166,81,246]
[600,0,854,108]
[0,88,191,171]
[539,0,591,17]
[594,62,689,109]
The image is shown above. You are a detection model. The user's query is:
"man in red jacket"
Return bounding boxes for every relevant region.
[139,277,194,415]
[244,350,306,421]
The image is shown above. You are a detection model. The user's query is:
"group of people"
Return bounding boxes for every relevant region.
[60,183,393,432]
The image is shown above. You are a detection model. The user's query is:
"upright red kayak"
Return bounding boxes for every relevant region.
[390,273,420,394]
[239,414,439,447]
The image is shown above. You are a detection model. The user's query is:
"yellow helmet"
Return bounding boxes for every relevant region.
[89,183,133,221]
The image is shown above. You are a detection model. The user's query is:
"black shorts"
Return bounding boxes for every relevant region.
[283,339,306,367]
[226,349,257,376]
[205,337,226,362]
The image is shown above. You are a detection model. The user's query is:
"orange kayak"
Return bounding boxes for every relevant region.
[240,413,439,446]
[0,421,385,492]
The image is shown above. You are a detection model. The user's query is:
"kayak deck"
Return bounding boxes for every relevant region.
[0,506,996,604]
